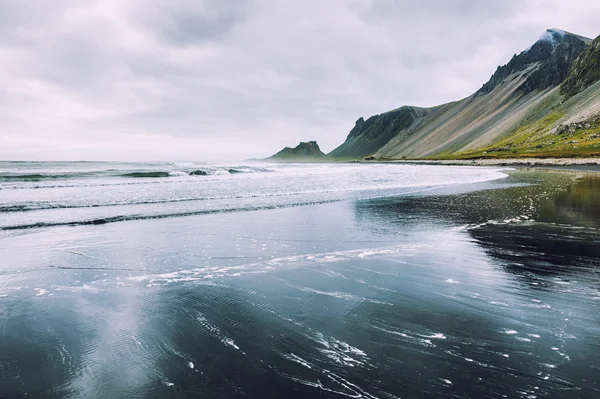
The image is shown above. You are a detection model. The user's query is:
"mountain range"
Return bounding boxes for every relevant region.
[271,29,600,160]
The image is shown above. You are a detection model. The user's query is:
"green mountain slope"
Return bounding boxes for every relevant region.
[455,80,600,159]
[328,106,433,159]
[328,29,600,160]
[561,35,600,98]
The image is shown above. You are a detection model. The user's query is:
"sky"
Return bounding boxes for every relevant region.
[1,0,599,161]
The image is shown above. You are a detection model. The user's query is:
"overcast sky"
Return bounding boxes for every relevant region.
[1,0,599,161]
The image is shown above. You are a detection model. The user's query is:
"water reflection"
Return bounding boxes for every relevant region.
[354,169,600,277]
[1,168,600,398]
[538,171,600,227]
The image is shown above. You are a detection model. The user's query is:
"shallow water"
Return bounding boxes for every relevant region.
[0,161,507,230]
[0,164,599,398]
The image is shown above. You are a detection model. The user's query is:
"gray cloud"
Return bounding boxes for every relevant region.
[0,0,599,161]
[145,0,248,46]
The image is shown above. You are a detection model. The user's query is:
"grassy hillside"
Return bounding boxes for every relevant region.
[373,67,556,159]
[445,77,600,159]
[561,35,600,98]
[328,30,600,161]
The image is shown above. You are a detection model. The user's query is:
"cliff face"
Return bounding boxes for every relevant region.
[269,141,326,161]
[328,106,432,159]
[328,29,599,160]
[478,29,589,95]
[561,35,600,98]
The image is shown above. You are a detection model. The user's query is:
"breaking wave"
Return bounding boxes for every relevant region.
[0,165,275,183]
[119,172,171,178]
[0,199,341,231]
[0,162,510,231]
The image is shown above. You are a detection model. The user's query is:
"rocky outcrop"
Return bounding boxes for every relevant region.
[269,141,327,161]
[561,35,600,98]
[328,106,432,159]
[555,114,600,135]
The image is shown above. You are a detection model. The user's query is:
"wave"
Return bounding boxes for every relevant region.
[0,184,422,213]
[0,165,274,184]
[0,173,96,182]
[119,171,171,178]
[0,197,215,213]
[0,199,342,231]
[0,179,175,191]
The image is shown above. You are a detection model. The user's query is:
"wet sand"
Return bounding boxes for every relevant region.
[0,168,599,398]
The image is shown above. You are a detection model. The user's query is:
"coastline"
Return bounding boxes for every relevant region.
[265,155,600,170]
[1,165,600,397]
[397,157,600,166]
[351,157,600,171]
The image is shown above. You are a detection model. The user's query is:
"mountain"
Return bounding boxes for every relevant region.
[268,141,327,161]
[328,29,600,160]
[478,29,589,95]
[328,106,433,159]
[561,35,600,98]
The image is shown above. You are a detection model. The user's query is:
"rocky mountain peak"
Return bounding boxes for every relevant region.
[477,28,590,95]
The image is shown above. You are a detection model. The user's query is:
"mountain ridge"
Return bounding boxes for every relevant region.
[324,28,600,160]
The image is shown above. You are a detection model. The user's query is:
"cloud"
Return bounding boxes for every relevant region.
[0,0,599,161]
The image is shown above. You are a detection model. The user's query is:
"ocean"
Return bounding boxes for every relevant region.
[0,161,510,230]
[1,162,599,398]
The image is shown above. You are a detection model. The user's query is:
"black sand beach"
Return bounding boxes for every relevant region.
[1,166,599,398]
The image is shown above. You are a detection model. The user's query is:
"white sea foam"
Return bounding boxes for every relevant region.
[127,243,428,287]
[306,330,369,368]
[281,353,312,369]
[222,338,239,350]
[1,163,509,231]
[196,312,241,351]
[423,333,447,340]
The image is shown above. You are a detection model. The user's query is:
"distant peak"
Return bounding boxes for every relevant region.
[533,28,591,47]
[547,27,566,35]
[478,28,590,95]
[268,140,326,160]
[531,29,568,48]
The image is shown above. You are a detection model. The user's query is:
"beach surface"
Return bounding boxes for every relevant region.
[396,157,600,167]
[1,162,599,398]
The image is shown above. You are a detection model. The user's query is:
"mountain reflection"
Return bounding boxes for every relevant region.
[353,169,600,279]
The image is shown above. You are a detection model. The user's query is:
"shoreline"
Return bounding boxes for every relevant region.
[395,157,600,166]
[352,157,600,172]
[265,156,600,170]
[2,166,600,398]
